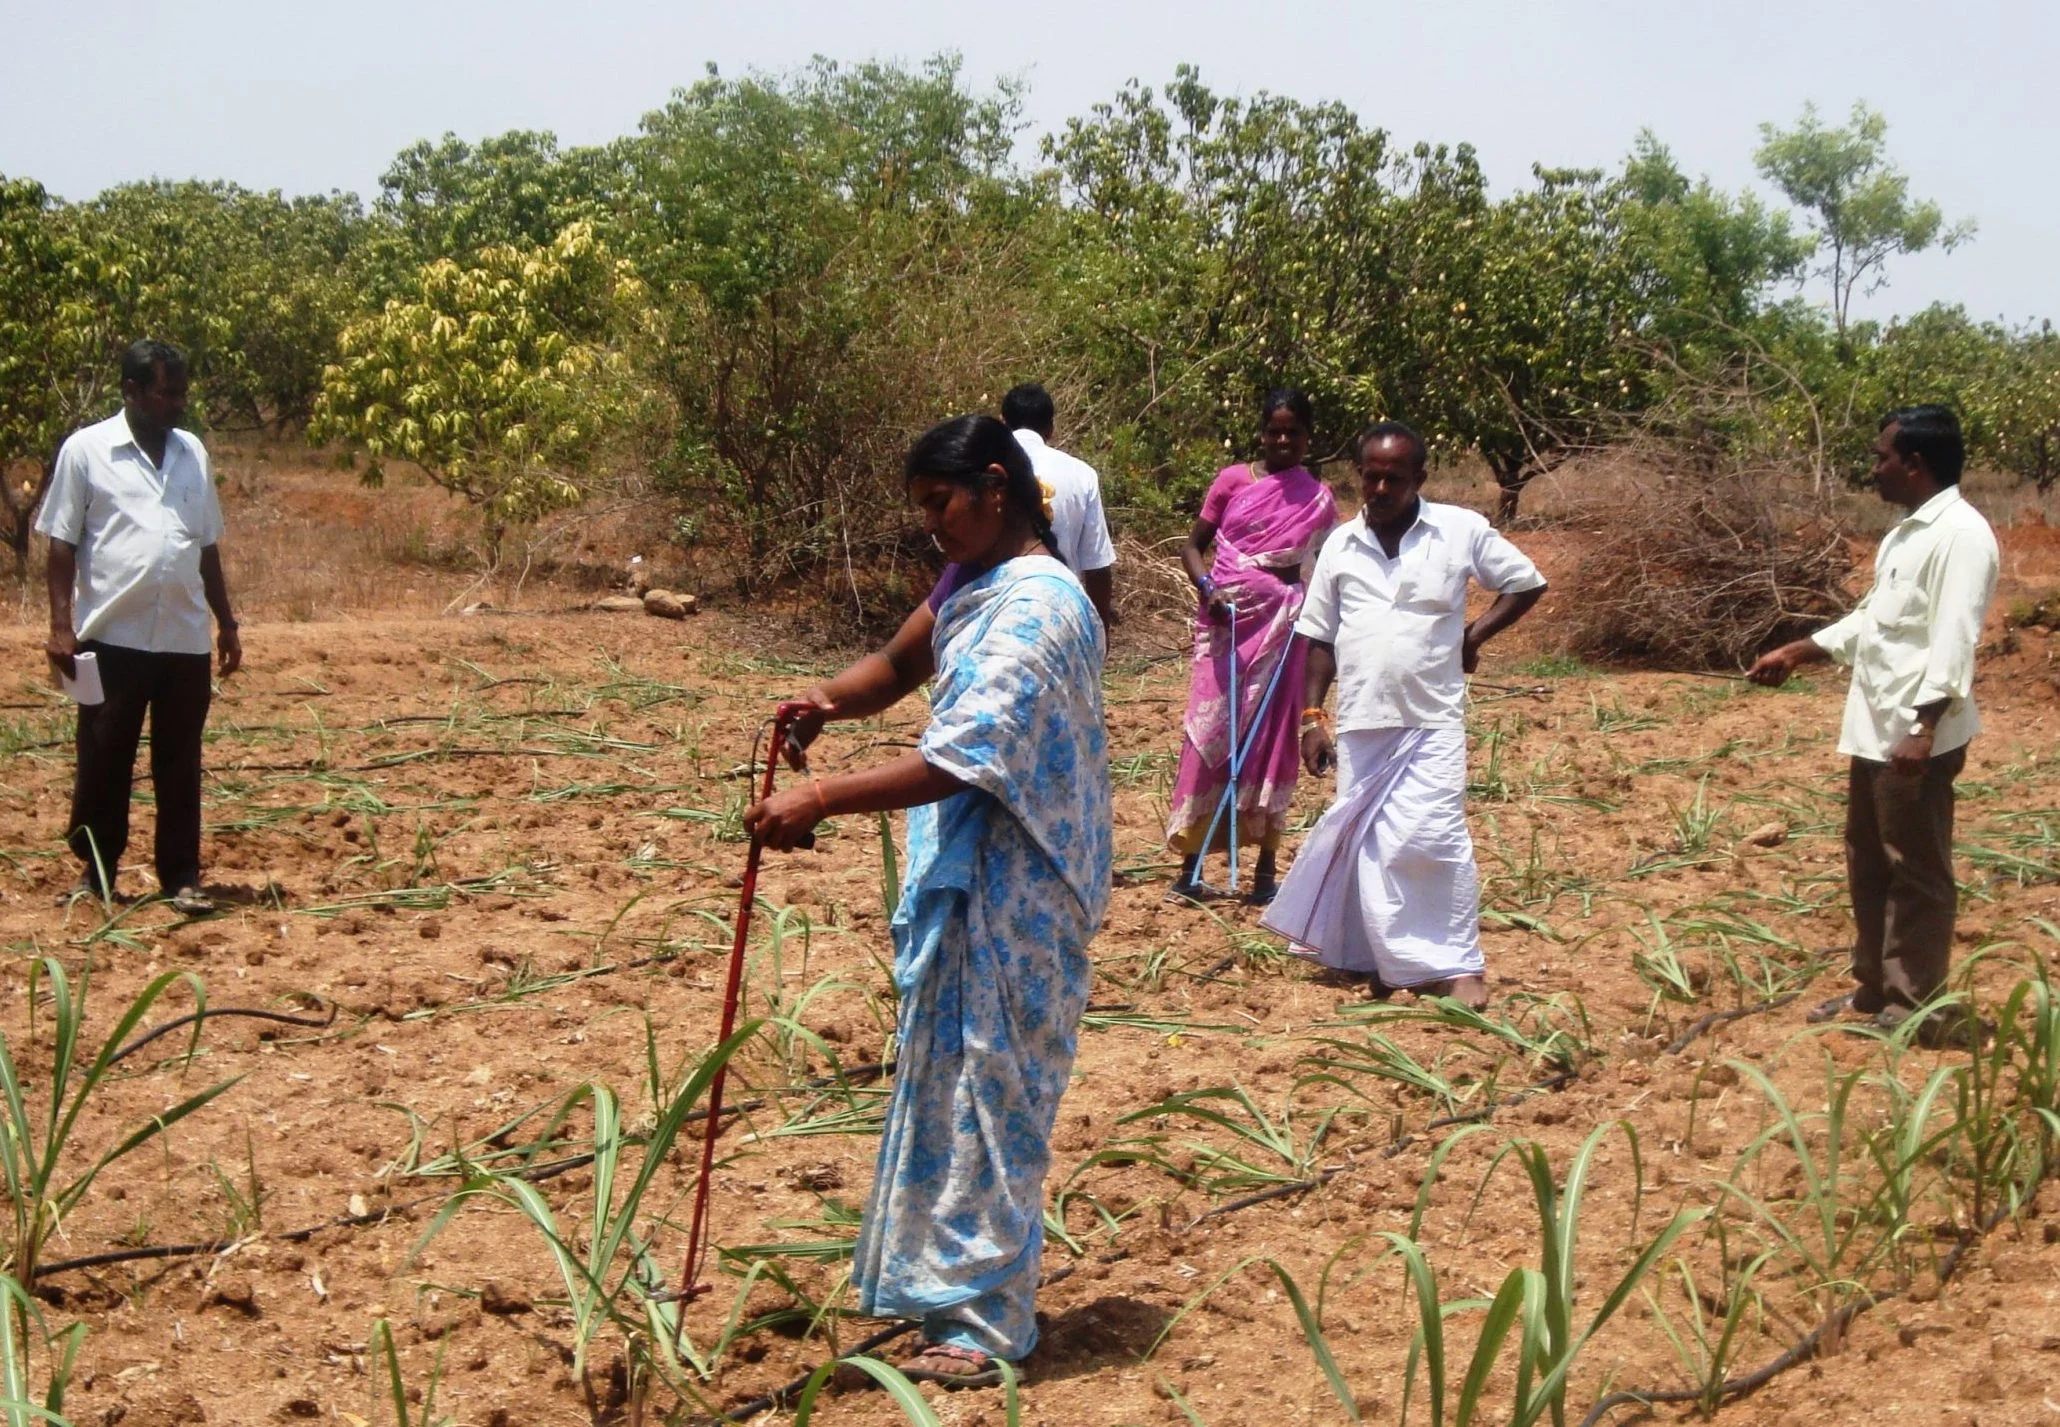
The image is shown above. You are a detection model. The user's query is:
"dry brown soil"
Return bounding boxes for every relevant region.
[2,507,2060,1427]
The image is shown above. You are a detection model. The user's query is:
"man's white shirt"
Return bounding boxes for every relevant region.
[1296,501,1545,731]
[1811,485,1998,761]
[1012,429,1116,574]
[34,411,224,656]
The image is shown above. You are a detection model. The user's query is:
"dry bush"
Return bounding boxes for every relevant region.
[1560,440,1854,671]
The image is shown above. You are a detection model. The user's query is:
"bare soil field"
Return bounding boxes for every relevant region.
[3,467,2060,1427]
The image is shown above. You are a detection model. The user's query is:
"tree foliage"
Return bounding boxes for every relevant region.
[0,177,140,566]
[84,181,365,430]
[1755,102,1973,341]
[623,57,1046,591]
[3,60,2051,603]
[308,221,650,556]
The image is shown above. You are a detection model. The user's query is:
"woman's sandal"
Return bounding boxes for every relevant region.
[898,1342,1008,1389]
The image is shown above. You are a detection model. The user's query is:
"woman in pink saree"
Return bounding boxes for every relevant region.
[1167,389,1337,903]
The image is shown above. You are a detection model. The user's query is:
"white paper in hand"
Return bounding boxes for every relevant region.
[60,650,104,706]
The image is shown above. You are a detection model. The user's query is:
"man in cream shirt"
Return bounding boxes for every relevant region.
[36,340,242,913]
[1751,405,1998,1046]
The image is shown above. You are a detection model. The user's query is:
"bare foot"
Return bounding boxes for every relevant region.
[1413,975,1489,1010]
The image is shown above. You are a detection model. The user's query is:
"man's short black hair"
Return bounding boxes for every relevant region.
[1881,404,1965,485]
[121,339,188,391]
[1001,382,1056,436]
[1353,419,1428,470]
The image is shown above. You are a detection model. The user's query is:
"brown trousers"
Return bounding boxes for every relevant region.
[1844,745,1966,1009]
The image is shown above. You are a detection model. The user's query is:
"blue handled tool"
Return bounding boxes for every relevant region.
[1195,623,1295,898]
[1225,605,1239,893]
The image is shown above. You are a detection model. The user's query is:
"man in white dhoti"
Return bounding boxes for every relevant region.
[1261,421,1546,1008]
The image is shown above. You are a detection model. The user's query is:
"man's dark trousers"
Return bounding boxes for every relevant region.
[1845,745,1966,1010]
[68,640,211,895]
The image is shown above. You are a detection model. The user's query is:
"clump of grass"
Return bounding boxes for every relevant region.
[0,1271,85,1427]
[412,1024,758,1410]
[1117,1085,1344,1194]
[368,1316,453,1426]
[0,960,241,1281]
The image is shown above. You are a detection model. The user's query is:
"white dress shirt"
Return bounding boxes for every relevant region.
[1296,501,1546,731]
[34,411,225,656]
[1012,429,1117,574]
[1811,485,1997,761]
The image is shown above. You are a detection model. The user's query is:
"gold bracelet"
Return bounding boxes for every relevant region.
[810,777,830,820]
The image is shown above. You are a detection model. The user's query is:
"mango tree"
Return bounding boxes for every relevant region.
[0,178,140,569]
[84,180,366,431]
[309,220,650,562]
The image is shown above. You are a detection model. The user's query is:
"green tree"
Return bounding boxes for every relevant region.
[0,177,141,568]
[83,180,365,430]
[1989,323,2060,491]
[365,130,629,283]
[1754,102,1973,341]
[1394,161,1651,522]
[625,56,1042,594]
[309,221,651,560]
[1620,132,1811,338]
[1044,68,1403,510]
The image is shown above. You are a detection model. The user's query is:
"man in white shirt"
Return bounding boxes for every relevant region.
[1750,405,1998,1046]
[1001,383,1116,626]
[36,341,242,913]
[1262,422,1545,1008]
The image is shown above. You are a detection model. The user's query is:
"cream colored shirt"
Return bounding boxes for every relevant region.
[1812,485,1997,761]
[34,411,224,655]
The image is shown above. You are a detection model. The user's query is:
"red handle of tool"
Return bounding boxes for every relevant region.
[676,701,823,1309]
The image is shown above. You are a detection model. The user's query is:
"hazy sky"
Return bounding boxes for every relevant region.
[5,0,2055,326]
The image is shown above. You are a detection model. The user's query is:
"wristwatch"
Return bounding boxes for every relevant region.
[1907,720,1932,740]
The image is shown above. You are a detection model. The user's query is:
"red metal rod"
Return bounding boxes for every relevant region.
[675,702,815,1312]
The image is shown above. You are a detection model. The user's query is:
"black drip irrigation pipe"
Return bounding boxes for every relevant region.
[1577,1196,2019,1426]
[1664,993,1800,1056]
[102,1002,338,1068]
[700,1322,921,1425]
[1180,1070,1583,1231]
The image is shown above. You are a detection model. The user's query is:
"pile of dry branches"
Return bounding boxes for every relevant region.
[1559,439,1855,671]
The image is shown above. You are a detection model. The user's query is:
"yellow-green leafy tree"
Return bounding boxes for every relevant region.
[0,176,145,569]
[310,220,651,560]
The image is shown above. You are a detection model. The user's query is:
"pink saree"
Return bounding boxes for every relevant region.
[1166,464,1337,853]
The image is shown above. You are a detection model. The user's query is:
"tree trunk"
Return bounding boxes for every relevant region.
[2,461,56,574]
[1487,450,1531,527]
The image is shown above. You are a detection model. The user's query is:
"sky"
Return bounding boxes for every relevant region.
[4,0,2056,326]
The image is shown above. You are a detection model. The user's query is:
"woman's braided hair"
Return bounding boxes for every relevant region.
[904,415,1066,566]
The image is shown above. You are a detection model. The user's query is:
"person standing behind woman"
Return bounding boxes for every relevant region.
[746,415,1112,1386]
[1166,389,1337,904]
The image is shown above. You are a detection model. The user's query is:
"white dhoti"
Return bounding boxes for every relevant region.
[1260,726,1484,986]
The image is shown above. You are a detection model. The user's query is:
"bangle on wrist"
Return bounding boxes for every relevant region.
[810,777,830,821]
[1195,576,1216,599]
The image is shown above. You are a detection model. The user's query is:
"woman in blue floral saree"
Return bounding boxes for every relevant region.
[745,415,1113,1386]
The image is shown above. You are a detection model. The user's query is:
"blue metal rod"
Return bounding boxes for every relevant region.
[1195,628,1294,894]
[1226,604,1239,894]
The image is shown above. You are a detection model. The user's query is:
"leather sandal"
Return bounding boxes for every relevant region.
[898,1342,1008,1389]
[169,886,216,916]
[1805,992,1859,1024]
